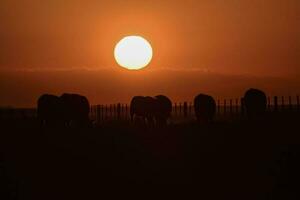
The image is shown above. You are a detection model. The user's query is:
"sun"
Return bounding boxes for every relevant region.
[114,36,153,70]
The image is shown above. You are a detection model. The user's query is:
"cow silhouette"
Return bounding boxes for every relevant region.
[37,94,63,126]
[130,96,147,123]
[130,96,156,125]
[154,95,172,126]
[194,94,216,123]
[144,96,158,125]
[60,93,90,127]
[130,95,172,126]
[244,88,267,119]
[37,93,90,128]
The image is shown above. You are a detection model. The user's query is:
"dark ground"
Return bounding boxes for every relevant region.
[1,113,300,199]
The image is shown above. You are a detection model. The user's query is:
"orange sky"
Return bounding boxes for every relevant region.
[0,0,299,107]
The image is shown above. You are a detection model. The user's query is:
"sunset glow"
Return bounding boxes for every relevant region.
[114,36,153,70]
[0,0,299,107]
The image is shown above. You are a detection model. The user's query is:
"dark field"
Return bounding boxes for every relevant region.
[1,113,300,199]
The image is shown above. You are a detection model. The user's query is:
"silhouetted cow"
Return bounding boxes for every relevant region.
[244,88,267,119]
[130,96,157,125]
[130,95,173,126]
[130,96,146,122]
[60,93,90,127]
[194,94,216,123]
[37,94,62,126]
[144,96,158,125]
[154,95,172,126]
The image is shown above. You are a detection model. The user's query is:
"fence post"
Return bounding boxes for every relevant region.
[240,98,245,116]
[179,103,182,116]
[95,105,97,122]
[189,102,193,116]
[217,99,220,115]
[94,105,97,122]
[122,104,124,119]
[103,105,106,120]
[183,102,188,118]
[91,106,94,122]
[125,104,127,119]
[125,104,128,120]
[297,96,300,112]
[101,105,104,121]
[274,96,278,112]
[120,104,123,119]
[281,96,285,111]
[117,103,121,120]
[110,104,112,119]
[114,104,117,119]
[112,104,114,119]
[109,104,112,119]
[224,99,227,116]
[96,105,101,123]
[94,106,96,121]
[174,103,177,116]
[288,96,292,111]
[97,105,103,122]
[229,99,233,116]
[235,98,239,114]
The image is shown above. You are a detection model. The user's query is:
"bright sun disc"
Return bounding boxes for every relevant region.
[114,36,153,70]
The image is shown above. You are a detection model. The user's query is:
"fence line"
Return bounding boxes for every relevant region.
[89,95,300,122]
[1,95,300,122]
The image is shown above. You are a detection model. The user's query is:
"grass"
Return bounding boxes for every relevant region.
[0,113,300,199]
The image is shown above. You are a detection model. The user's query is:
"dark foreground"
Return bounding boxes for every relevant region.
[1,113,300,199]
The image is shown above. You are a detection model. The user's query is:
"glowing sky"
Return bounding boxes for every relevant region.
[0,0,299,106]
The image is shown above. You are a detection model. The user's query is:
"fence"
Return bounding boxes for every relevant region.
[1,95,299,122]
[90,95,300,123]
[0,108,37,120]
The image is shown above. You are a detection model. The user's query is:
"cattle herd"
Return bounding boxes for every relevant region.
[37,88,267,127]
[37,93,90,127]
[130,95,172,126]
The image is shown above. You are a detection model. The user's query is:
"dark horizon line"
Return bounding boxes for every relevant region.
[1,94,299,109]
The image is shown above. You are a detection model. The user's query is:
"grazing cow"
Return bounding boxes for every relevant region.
[244,88,267,119]
[144,96,158,125]
[154,95,172,126]
[130,95,173,126]
[130,96,147,122]
[130,96,157,125]
[37,94,62,126]
[194,94,216,123]
[60,93,90,127]
[37,93,90,128]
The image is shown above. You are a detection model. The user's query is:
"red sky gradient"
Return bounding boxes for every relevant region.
[0,0,299,107]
